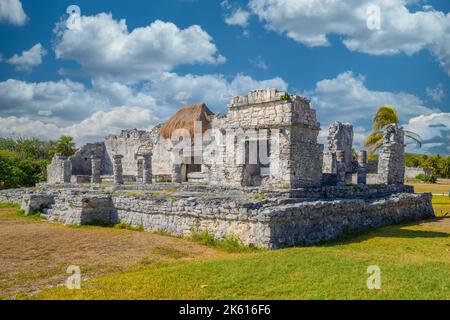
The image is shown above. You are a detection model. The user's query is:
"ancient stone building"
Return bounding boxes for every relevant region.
[47,156,72,184]
[46,88,405,189]
[28,88,432,249]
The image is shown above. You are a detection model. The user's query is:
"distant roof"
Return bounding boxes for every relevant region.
[160,103,214,139]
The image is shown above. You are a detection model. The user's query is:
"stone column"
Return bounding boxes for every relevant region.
[336,150,346,184]
[112,155,124,185]
[91,156,102,184]
[356,150,367,185]
[142,153,153,184]
[377,125,405,185]
[171,164,182,183]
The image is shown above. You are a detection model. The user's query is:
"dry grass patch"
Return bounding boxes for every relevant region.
[0,206,228,299]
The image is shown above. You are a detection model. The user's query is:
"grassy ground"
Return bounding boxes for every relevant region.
[0,204,229,299]
[407,178,450,195]
[1,182,449,300]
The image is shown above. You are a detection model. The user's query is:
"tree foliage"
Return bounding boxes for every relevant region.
[405,153,450,180]
[55,135,77,157]
[364,105,422,158]
[0,136,76,189]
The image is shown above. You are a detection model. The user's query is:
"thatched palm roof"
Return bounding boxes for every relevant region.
[160,103,214,139]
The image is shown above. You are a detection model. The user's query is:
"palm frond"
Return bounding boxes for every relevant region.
[404,130,422,148]
[372,105,399,130]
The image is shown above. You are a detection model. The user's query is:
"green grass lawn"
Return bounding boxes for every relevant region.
[2,184,449,300]
[408,179,450,195]
[32,197,450,300]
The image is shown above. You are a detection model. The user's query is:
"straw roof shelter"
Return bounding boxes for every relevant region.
[160,103,215,139]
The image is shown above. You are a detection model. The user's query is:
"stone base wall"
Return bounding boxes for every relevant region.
[0,186,434,249]
[268,193,433,248]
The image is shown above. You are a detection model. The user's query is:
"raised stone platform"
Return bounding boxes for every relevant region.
[0,184,434,249]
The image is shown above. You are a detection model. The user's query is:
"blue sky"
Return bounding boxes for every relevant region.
[0,0,449,154]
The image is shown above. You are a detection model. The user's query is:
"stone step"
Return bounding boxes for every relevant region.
[187,172,206,183]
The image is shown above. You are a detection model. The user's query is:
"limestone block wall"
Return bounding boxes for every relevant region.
[405,167,425,178]
[267,193,433,248]
[103,129,153,176]
[0,186,434,249]
[322,121,353,174]
[71,142,105,175]
[204,89,323,188]
[47,156,72,184]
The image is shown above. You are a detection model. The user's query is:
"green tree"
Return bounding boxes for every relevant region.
[364,105,421,158]
[55,136,77,157]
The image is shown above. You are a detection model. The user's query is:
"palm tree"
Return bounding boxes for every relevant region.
[55,135,77,157]
[364,105,421,158]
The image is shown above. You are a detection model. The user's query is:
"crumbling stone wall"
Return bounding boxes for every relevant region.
[377,125,405,184]
[203,89,323,188]
[323,121,353,174]
[71,142,105,176]
[47,156,72,184]
[103,129,154,177]
[0,186,434,249]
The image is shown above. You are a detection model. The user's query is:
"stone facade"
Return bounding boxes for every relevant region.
[323,121,353,174]
[377,124,405,184]
[34,88,435,249]
[0,185,434,249]
[47,156,72,184]
[202,89,323,188]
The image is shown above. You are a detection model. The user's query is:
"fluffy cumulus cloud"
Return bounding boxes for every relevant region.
[310,71,438,126]
[54,13,225,81]
[0,79,109,123]
[145,72,287,111]
[0,72,288,144]
[310,71,449,154]
[0,107,158,145]
[249,0,450,75]
[426,84,445,102]
[6,43,47,71]
[404,113,450,155]
[0,0,27,26]
[225,8,251,28]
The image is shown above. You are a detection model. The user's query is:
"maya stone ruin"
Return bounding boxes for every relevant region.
[0,89,434,249]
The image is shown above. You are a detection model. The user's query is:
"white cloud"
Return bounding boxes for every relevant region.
[225,8,250,28]
[426,84,445,102]
[0,0,27,26]
[249,0,450,75]
[0,116,62,140]
[310,71,438,126]
[0,72,288,143]
[310,71,448,154]
[404,113,450,154]
[145,72,288,111]
[250,55,268,70]
[0,107,159,145]
[0,79,107,123]
[54,13,225,82]
[7,43,47,71]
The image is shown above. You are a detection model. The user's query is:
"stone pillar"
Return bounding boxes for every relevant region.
[112,155,124,185]
[136,159,143,183]
[377,125,405,185]
[142,153,153,184]
[336,150,346,184]
[322,121,353,174]
[91,156,102,184]
[356,150,367,185]
[171,164,182,184]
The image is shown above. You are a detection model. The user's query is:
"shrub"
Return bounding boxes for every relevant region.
[416,174,437,184]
